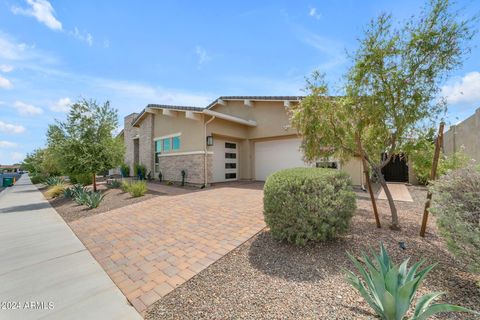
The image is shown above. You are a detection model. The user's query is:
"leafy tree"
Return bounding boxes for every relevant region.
[403,129,470,184]
[22,147,62,176]
[47,99,124,191]
[291,0,475,229]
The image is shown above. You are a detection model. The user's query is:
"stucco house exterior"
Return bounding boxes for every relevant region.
[123,96,366,186]
[444,107,480,162]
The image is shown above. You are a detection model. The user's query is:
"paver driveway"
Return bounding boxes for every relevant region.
[69,182,265,314]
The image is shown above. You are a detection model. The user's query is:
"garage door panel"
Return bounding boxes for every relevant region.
[254,139,310,181]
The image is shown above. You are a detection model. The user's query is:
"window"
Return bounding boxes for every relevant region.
[225,153,236,159]
[154,135,181,172]
[225,163,236,169]
[172,136,180,150]
[225,173,236,179]
[163,138,171,152]
[225,142,236,149]
[316,161,338,169]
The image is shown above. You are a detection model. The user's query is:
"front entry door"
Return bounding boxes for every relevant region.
[213,140,238,182]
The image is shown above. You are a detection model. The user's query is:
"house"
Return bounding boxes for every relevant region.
[444,107,480,162]
[123,96,366,186]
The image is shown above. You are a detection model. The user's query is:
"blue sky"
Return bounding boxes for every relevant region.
[1,0,479,164]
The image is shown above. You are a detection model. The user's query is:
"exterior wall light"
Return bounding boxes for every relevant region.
[206,135,214,146]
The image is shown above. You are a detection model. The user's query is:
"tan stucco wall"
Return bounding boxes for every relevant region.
[341,157,363,186]
[153,111,205,152]
[444,108,480,162]
[211,100,299,139]
[207,117,249,140]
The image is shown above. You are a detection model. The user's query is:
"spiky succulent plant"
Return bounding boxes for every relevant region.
[346,243,476,320]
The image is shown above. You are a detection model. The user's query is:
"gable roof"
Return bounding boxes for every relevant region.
[131,96,304,127]
[206,96,304,109]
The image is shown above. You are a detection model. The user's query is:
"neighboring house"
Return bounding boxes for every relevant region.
[123,96,369,186]
[444,107,480,162]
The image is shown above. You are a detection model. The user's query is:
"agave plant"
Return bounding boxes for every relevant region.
[73,188,90,205]
[84,191,105,209]
[346,244,476,320]
[45,176,65,186]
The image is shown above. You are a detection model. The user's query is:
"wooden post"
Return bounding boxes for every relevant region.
[92,173,97,192]
[420,122,444,237]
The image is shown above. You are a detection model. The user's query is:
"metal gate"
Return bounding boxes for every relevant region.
[381,154,408,182]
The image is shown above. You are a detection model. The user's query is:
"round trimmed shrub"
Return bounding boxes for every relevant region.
[263,167,356,245]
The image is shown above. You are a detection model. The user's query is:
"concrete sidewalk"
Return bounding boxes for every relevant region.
[0,175,142,320]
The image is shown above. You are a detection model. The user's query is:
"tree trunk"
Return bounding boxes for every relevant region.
[355,134,381,228]
[375,166,400,230]
[92,173,97,192]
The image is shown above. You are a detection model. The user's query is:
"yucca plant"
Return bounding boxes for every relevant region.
[346,244,476,320]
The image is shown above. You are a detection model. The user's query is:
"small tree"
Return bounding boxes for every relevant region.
[47,99,124,191]
[292,0,474,229]
[23,147,62,176]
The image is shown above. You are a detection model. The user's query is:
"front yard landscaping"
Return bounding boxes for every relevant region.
[42,180,163,223]
[145,185,480,320]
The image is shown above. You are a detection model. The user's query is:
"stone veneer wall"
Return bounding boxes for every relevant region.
[158,153,213,185]
[138,113,155,175]
[123,113,139,175]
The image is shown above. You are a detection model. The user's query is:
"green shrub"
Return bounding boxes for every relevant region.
[134,164,146,179]
[30,174,47,184]
[120,163,130,177]
[346,243,475,320]
[46,185,65,198]
[263,167,356,245]
[121,180,131,192]
[108,179,121,188]
[69,173,92,186]
[128,181,147,197]
[45,176,65,186]
[430,165,480,273]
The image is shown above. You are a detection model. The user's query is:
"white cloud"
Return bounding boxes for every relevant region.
[0,75,13,89]
[10,152,25,162]
[441,72,480,104]
[299,28,347,71]
[14,101,43,116]
[0,31,55,64]
[11,0,62,31]
[0,65,14,72]
[308,7,321,19]
[103,39,110,48]
[50,97,71,112]
[0,141,18,148]
[71,27,94,46]
[0,33,29,61]
[0,120,26,134]
[195,46,211,66]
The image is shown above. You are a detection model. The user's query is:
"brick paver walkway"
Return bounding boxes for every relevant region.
[69,183,265,314]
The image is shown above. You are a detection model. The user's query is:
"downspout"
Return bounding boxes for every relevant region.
[204,115,216,187]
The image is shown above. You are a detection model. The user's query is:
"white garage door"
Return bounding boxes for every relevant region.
[254,138,310,181]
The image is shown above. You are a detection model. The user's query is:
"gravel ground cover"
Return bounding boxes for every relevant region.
[44,186,163,223]
[146,185,480,320]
